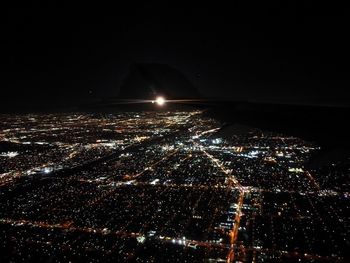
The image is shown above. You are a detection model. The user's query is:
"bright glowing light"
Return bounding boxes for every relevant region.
[0,151,19,158]
[137,235,146,243]
[155,96,165,106]
[43,167,51,174]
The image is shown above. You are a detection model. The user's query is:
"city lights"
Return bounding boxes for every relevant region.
[0,111,347,262]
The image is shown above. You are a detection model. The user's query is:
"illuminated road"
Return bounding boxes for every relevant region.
[129,149,179,179]
[304,170,321,190]
[0,218,342,262]
[194,141,242,189]
[226,190,245,263]
[193,139,247,263]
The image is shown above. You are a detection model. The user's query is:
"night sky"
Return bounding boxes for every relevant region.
[2,2,350,110]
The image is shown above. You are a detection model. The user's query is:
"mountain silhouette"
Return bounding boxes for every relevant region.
[118,63,200,99]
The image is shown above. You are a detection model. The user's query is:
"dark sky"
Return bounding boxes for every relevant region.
[2,2,350,110]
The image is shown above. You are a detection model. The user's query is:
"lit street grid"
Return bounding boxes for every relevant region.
[0,111,348,262]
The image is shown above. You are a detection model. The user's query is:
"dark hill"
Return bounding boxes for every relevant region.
[118,63,200,99]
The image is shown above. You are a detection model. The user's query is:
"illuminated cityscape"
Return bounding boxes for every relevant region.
[0,111,348,262]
